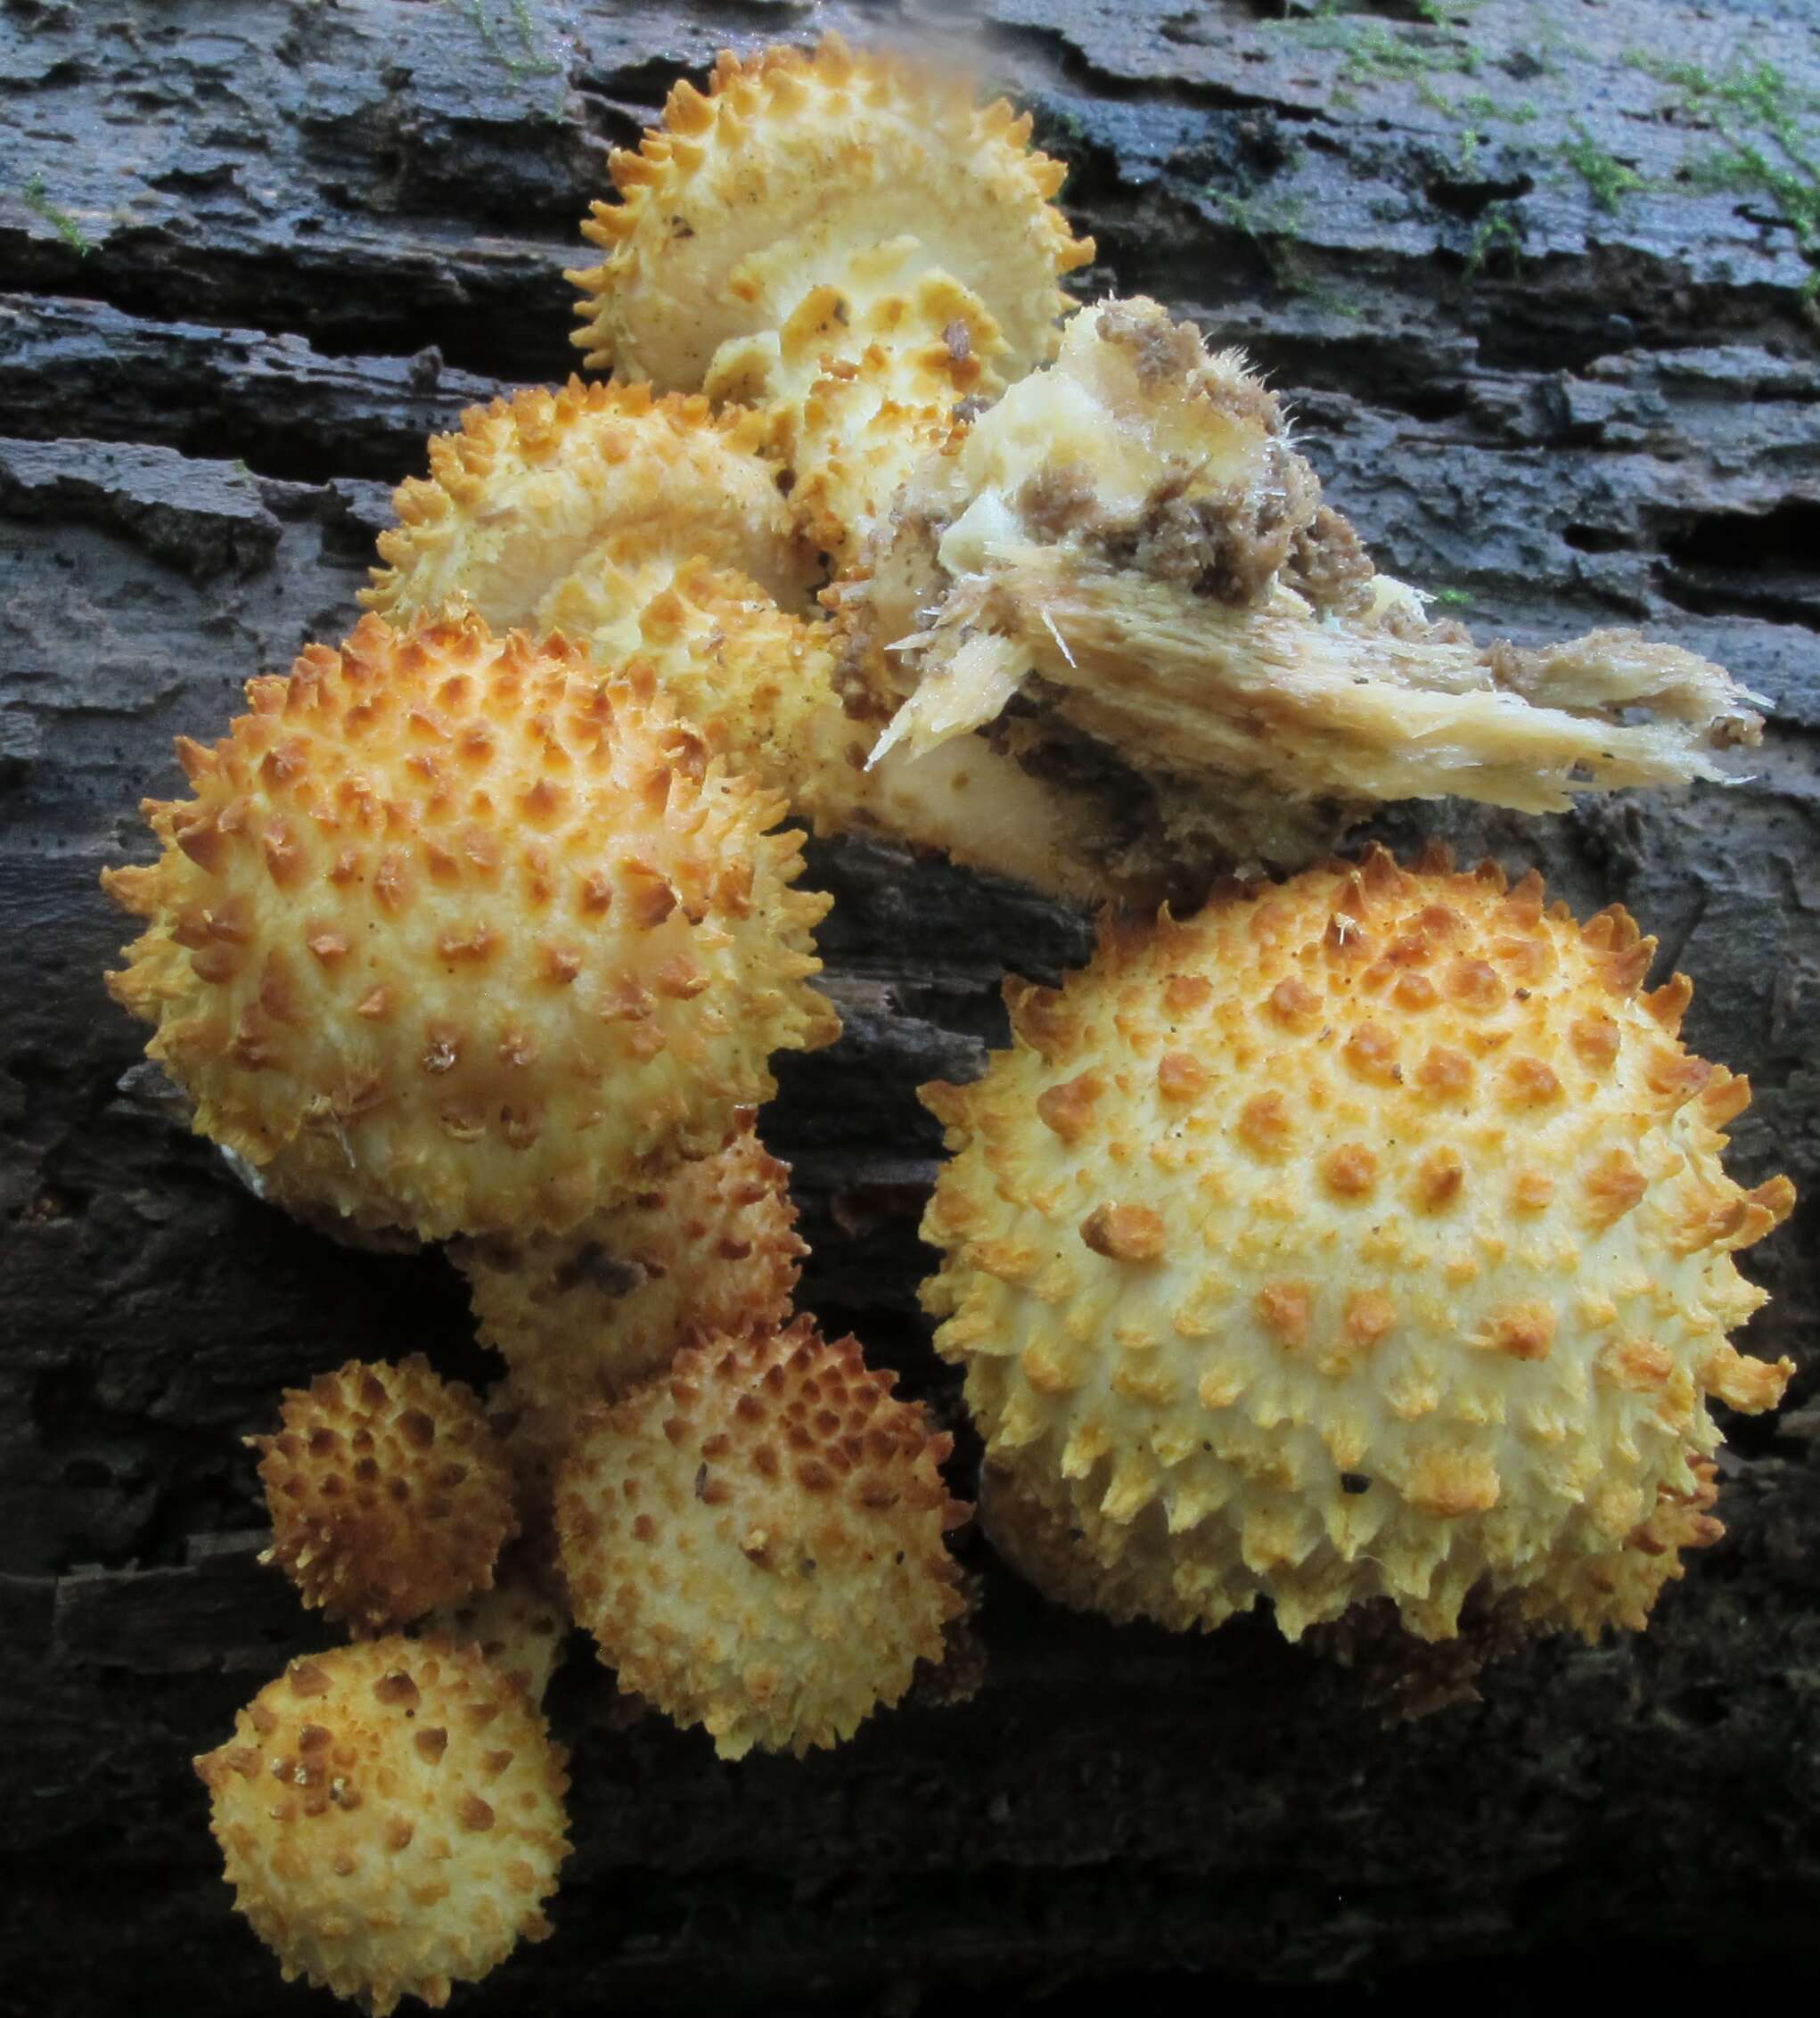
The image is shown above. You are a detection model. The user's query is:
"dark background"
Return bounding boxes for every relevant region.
[2,2,1816,2011]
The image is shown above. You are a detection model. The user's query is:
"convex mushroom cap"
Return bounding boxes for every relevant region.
[102,611,839,1239]
[920,843,1794,1644]
[555,1317,971,1758]
[568,31,1092,390]
[253,1355,517,1633]
[194,1637,570,2015]
[458,1109,807,1407]
[362,376,820,630]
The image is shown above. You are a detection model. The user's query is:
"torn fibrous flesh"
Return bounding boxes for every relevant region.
[836,298,1765,889]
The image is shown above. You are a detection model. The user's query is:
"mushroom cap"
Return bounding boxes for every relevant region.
[370,394,872,862]
[193,1637,570,2016]
[102,611,838,1239]
[458,1109,806,1407]
[1516,1454,1726,1639]
[415,1550,573,1703]
[554,1317,971,1758]
[362,376,819,630]
[253,1355,517,1632]
[701,234,1013,569]
[568,32,1092,390]
[920,843,1793,1644]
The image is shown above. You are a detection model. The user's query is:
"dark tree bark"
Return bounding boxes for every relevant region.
[2,2,1817,2012]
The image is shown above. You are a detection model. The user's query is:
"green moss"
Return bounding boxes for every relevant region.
[1303,287,1365,321]
[20,172,93,257]
[1270,10,1481,89]
[1560,123,1644,211]
[1215,188,1306,287]
[1212,186,1359,317]
[1267,15,1813,299]
[1627,53,1820,294]
[1429,585,1473,608]
[459,0,568,125]
[462,0,563,88]
[1217,188,1307,242]
[1444,89,1537,186]
[1463,201,1524,281]
[1459,92,1538,126]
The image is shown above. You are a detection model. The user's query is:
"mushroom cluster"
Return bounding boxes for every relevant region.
[99,30,1793,2014]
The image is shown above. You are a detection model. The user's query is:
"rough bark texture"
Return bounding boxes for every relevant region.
[3,2,1817,2011]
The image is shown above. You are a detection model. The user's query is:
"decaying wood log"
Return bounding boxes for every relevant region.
[1,2,1816,2010]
